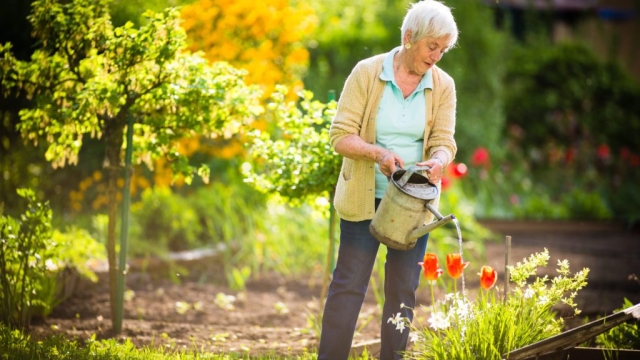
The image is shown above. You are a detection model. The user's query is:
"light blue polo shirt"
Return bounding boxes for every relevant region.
[375,46,433,199]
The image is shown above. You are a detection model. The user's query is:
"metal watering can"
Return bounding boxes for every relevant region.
[369,166,455,250]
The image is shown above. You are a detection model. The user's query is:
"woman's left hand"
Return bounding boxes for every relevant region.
[417,158,445,183]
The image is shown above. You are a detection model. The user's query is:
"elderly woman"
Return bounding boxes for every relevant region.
[317,1,458,359]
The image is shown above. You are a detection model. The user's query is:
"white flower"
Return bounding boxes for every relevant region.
[537,295,549,307]
[400,303,406,308]
[387,312,407,333]
[524,287,535,299]
[45,259,59,271]
[387,312,402,326]
[428,311,450,331]
[444,293,455,302]
[409,331,421,343]
[454,299,471,320]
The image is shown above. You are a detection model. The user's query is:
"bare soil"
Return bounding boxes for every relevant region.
[28,221,640,357]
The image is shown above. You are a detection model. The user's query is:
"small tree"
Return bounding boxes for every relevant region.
[243,86,341,302]
[0,0,262,331]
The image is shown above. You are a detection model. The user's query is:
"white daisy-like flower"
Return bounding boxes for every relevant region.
[396,320,406,333]
[428,311,450,331]
[524,287,535,299]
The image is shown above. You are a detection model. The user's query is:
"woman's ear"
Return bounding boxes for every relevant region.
[403,30,412,46]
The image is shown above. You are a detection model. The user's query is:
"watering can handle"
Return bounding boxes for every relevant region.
[396,165,432,187]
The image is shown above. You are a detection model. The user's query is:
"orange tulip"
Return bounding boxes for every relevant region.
[446,253,469,279]
[479,266,497,290]
[420,253,443,281]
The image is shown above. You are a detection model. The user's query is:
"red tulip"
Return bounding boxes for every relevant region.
[597,144,610,160]
[452,163,468,177]
[446,253,469,279]
[441,176,451,191]
[471,147,490,168]
[420,253,443,281]
[479,266,497,290]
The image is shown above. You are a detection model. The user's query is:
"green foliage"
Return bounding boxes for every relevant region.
[503,40,640,223]
[87,180,327,280]
[596,298,640,351]
[560,189,612,220]
[505,41,640,157]
[50,227,107,283]
[131,187,203,253]
[435,0,509,161]
[405,249,590,360]
[0,189,105,329]
[244,86,341,204]
[110,0,195,27]
[304,0,403,102]
[0,189,53,329]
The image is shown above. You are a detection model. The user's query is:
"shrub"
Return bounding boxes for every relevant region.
[0,189,53,328]
[0,189,104,329]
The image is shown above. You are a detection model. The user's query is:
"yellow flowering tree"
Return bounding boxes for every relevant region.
[180,0,317,97]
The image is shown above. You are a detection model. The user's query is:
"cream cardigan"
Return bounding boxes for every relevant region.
[329,52,457,222]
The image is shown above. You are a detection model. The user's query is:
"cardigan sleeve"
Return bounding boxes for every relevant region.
[329,61,371,150]
[427,68,457,165]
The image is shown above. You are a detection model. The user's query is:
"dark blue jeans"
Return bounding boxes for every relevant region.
[318,201,428,360]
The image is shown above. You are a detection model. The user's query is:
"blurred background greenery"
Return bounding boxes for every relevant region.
[1,0,639,286]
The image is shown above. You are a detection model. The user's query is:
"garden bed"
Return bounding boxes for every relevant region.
[27,220,640,357]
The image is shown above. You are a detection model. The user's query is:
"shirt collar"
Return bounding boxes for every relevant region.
[380,46,433,91]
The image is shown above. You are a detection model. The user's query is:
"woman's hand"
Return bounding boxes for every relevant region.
[417,158,445,183]
[377,149,404,177]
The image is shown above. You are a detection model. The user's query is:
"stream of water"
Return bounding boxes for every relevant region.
[452,216,466,295]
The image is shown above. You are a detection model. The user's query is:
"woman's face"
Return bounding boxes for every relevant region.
[405,34,451,75]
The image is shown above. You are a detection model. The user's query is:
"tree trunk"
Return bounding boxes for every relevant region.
[103,123,124,330]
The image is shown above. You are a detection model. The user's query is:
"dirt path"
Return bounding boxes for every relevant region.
[28,221,640,357]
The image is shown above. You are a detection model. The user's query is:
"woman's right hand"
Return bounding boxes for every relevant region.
[377,149,404,177]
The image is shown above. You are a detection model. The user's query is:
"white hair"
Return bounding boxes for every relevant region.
[401,0,459,49]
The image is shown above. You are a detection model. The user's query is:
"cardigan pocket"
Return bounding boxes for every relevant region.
[333,175,361,219]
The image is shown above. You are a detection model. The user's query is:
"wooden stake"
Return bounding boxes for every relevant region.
[504,235,511,303]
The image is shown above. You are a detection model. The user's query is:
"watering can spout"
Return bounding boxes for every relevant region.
[407,206,456,241]
[408,214,455,240]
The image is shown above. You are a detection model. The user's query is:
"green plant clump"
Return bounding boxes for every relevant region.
[0,189,105,329]
[595,298,640,351]
[404,249,589,360]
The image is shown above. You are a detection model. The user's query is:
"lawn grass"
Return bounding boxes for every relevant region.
[0,323,374,360]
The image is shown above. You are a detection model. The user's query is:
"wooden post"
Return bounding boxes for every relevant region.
[504,235,511,303]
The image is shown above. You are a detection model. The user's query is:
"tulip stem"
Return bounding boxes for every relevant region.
[430,280,436,314]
